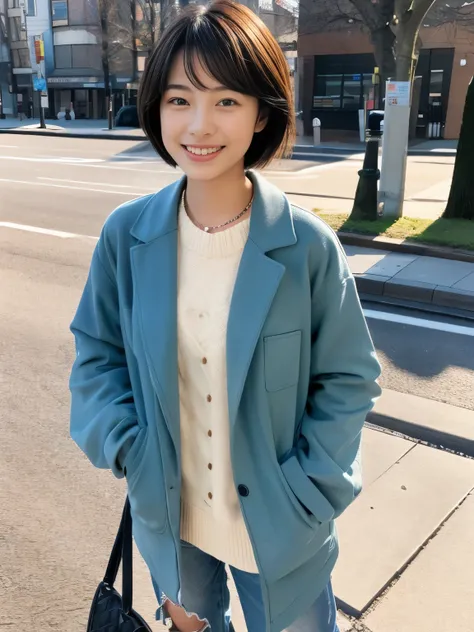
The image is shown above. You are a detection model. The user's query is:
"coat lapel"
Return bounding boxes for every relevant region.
[130,178,185,449]
[227,172,297,427]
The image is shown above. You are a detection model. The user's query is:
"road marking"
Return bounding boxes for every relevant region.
[38,176,158,191]
[364,308,474,337]
[0,153,174,173]
[0,178,147,196]
[0,154,103,164]
[0,222,98,240]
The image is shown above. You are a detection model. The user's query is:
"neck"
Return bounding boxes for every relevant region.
[184,167,253,229]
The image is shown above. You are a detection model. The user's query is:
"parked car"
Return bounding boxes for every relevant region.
[115,105,140,128]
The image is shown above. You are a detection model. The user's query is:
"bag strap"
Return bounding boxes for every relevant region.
[122,496,133,614]
[103,497,134,614]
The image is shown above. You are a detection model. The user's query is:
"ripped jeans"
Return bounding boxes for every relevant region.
[152,541,339,632]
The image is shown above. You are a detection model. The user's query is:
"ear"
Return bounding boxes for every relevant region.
[255,106,269,133]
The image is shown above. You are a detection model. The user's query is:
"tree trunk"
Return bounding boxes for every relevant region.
[99,1,112,126]
[130,0,138,82]
[371,25,396,86]
[444,77,474,220]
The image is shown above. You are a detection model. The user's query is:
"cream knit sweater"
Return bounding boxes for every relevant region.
[177,199,258,573]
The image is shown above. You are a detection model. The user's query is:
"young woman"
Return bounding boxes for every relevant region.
[69,2,381,631]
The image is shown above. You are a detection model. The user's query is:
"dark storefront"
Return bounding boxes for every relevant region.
[312,53,377,132]
[311,49,455,137]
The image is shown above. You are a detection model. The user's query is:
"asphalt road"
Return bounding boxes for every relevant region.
[0,135,473,630]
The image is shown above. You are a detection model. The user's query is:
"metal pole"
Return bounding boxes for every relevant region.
[108,90,113,130]
[350,110,384,221]
[39,98,46,128]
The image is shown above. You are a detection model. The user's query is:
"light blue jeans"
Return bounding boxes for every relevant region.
[153,541,339,632]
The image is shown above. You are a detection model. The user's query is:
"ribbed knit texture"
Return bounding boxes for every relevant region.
[177,199,258,573]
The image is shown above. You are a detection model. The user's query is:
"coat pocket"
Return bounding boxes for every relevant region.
[264,330,302,392]
[123,426,148,487]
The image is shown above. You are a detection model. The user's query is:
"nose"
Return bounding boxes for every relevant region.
[188,105,216,137]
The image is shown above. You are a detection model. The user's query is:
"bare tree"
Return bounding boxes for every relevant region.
[300,0,474,85]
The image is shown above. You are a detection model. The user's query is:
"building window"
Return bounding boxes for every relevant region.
[54,43,101,70]
[72,43,101,69]
[27,0,35,15]
[313,74,342,108]
[51,0,68,26]
[54,43,71,68]
[314,73,369,110]
[342,74,362,110]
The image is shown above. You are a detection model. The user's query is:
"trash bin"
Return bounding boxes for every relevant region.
[312,117,321,145]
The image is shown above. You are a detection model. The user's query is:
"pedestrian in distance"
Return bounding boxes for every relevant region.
[17,98,25,121]
[69,2,382,631]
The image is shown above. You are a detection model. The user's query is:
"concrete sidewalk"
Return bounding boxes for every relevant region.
[0,117,147,140]
[294,136,457,158]
[0,119,458,157]
[146,423,474,632]
[344,243,474,313]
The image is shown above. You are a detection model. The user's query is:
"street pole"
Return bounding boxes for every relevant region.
[350,110,384,221]
[108,89,113,130]
[34,37,46,128]
[379,80,411,218]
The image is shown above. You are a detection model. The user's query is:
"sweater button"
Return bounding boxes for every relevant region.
[208,492,213,500]
[208,430,212,437]
[208,463,213,470]
[207,394,212,403]
[238,485,249,497]
[202,357,208,365]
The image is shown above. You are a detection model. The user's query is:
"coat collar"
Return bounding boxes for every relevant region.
[129,170,297,252]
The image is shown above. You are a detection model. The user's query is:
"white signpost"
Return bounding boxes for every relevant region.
[379,81,412,218]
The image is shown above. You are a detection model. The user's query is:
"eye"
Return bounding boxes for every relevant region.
[168,97,188,106]
[219,98,238,107]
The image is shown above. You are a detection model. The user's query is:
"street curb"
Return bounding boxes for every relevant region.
[0,127,147,141]
[365,389,474,457]
[338,231,474,264]
[366,410,474,457]
[354,274,474,313]
[294,145,456,158]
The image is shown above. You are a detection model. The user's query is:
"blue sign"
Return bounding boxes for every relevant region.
[33,77,47,91]
[353,74,361,81]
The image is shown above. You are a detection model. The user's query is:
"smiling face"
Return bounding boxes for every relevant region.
[160,50,267,182]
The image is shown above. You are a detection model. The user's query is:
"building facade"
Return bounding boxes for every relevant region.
[297,1,474,140]
[1,0,298,120]
[47,0,135,119]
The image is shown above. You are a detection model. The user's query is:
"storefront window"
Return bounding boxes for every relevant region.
[313,74,342,108]
[342,74,362,109]
[314,72,374,110]
[52,0,68,27]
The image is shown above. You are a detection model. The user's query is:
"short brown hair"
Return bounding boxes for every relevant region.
[138,0,295,169]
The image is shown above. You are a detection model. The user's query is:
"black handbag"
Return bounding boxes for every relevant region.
[86,497,153,632]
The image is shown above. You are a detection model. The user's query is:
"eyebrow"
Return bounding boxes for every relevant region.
[164,83,231,92]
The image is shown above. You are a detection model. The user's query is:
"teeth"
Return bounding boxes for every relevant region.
[186,146,221,156]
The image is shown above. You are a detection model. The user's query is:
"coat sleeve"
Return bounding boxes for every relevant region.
[281,229,382,522]
[69,233,140,479]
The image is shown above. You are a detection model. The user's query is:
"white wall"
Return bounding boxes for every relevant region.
[26,0,50,38]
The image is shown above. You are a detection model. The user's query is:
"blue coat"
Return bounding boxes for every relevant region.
[69,171,381,632]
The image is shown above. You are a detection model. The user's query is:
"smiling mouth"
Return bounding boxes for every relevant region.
[183,145,224,156]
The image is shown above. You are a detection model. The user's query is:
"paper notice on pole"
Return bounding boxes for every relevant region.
[386,81,410,106]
